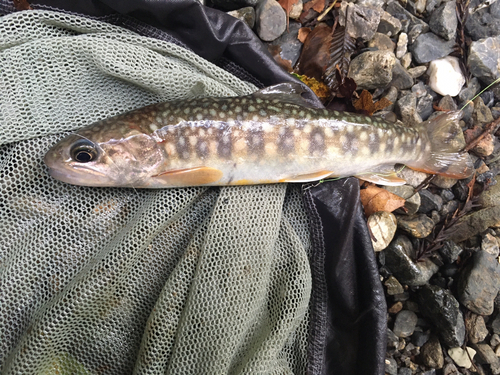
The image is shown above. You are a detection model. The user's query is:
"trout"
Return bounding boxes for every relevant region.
[44,83,473,188]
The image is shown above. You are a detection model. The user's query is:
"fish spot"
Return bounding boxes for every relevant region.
[184,108,190,115]
[221,104,228,111]
[259,109,267,117]
[209,109,217,116]
[262,123,273,133]
[342,131,358,155]
[256,98,263,104]
[309,128,326,156]
[219,112,226,118]
[196,140,209,158]
[234,138,246,152]
[268,106,280,112]
[359,132,368,142]
[196,113,204,120]
[234,106,242,113]
[323,109,329,116]
[265,142,277,157]
[303,125,312,134]
[150,124,158,132]
[217,131,232,159]
[324,127,334,138]
[277,127,295,156]
[189,136,197,146]
[247,130,265,156]
[369,132,380,154]
[176,135,191,160]
[248,105,256,112]
[286,118,296,126]
[252,115,260,122]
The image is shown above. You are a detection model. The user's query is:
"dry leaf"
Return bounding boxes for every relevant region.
[359,184,405,217]
[303,0,326,13]
[278,0,301,30]
[268,45,293,72]
[353,90,392,116]
[297,27,312,43]
[13,0,32,10]
[295,24,332,81]
[324,26,356,96]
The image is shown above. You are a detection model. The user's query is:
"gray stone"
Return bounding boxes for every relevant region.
[438,95,458,111]
[440,189,455,203]
[465,0,500,41]
[478,178,500,208]
[401,52,412,68]
[289,0,302,19]
[410,32,455,64]
[394,310,419,337]
[467,314,488,344]
[383,86,398,112]
[397,167,429,188]
[474,343,500,374]
[457,250,500,315]
[386,1,429,35]
[448,347,476,369]
[420,336,444,369]
[408,22,427,44]
[396,92,422,126]
[458,77,481,106]
[411,81,427,97]
[407,66,427,78]
[397,214,435,238]
[211,0,258,10]
[439,200,459,217]
[385,275,405,295]
[439,240,463,264]
[493,315,500,335]
[398,368,412,375]
[472,96,494,125]
[482,233,500,256]
[384,235,439,286]
[368,32,396,51]
[358,0,385,6]
[377,10,402,36]
[449,206,500,243]
[418,190,443,214]
[391,61,414,90]
[490,333,500,347]
[255,0,286,42]
[396,32,408,58]
[442,363,459,375]
[368,211,398,252]
[416,93,434,121]
[227,7,255,28]
[469,35,500,85]
[384,185,421,215]
[342,3,382,42]
[417,284,466,347]
[269,21,302,67]
[348,50,396,90]
[429,1,457,41]
[385,357,398,375]
[412,330,431,346]
[387,328,400,349]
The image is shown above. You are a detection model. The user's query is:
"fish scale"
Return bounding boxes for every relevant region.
[44,83,473,188]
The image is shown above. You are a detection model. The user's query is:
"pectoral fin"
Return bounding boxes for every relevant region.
[281,170,335,183]
[151,167,223,186]
[356,172,406,186]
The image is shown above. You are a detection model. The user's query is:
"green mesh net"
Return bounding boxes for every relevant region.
[0,9,314,374]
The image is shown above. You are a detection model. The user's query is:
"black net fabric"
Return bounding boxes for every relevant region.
[0,2,386,374]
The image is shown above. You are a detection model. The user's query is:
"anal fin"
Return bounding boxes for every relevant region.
[281,170,335,183]
[356,171,406,186]
[151,167,223,186]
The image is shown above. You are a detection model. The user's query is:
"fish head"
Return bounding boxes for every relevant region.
[44,124,164,187]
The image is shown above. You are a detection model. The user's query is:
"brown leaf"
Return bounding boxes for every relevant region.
[297,27,311,43]
[295,25,332,81]
[360,185,406,217]
[304,0,326,13]
[278,0,301,30]
[353,89,392,116]
[335,66,357,99]
[268,45,293,72]
[13,0,32,10]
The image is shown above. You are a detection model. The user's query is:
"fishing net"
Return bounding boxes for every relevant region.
[0,2,385,374]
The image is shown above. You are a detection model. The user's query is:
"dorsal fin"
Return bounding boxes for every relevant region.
[252,83,316,108]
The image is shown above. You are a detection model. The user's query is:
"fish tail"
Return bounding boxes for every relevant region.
[409,111,474,179]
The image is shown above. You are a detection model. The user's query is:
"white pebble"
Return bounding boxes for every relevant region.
[427,56,465,97]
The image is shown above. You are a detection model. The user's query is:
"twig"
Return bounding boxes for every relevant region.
[464,116,500,152]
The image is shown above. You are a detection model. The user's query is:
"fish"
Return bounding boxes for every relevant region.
[44,83,474,188]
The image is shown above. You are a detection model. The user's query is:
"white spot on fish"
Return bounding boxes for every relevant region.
[189,136,197,146]
[184,108,190,114]
[178,137,185,146]
[259,109,267,117]
[286,118,296,126]
[359,132,368,142]
[199,129,205,137]
[346,125,354,133]
[293,129,301,137]
[324,128,333,138]
[303,125,312,134]
[252,115,259,122]
[165,142,176,156]
[234,106,242,113]
[219,112,226,118]
[150,124,158,132]
[256,98,263,104]
[207,128,213,136]
[279,127,286,136]
[234,138,246,152]
[265,142,276,156]
[262,122,273,133]
[209,109,217,116]
[248,106,256,112]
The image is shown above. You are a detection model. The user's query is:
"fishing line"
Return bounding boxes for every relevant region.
[460,77,500,111]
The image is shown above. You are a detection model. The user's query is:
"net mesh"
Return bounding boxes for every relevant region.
[0,9,313,374]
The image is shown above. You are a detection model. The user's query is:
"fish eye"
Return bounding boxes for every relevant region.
[70,139,97,163]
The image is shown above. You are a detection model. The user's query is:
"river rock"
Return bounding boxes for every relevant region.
[397,168,429,188]
[368,32,396,51]
[448,347,476,369]
[427,56,465,97]
[384,185,421,215]
[482,233,500,256]
[342,3,382,42]
[416,92,434,121]
[412,330,431,346]
[458,77,481,106]
[396,32,408,58]
[255,0,286,42]
[468,35,500,84]
[401,52,412,68]
[385,275,405,295]
[465,0,500,41]
[407,66,427,79]
[396,92,422,126]
[388,301,403,314]
[269,21,302,66]
[227,7,255,28]
[397,214,435,238]
[348,50,396,90]
[439,199,459,217]
[410,32,455,64]
[391,61,414,90]
[386,358,398,375]
[417,285,465,348]
[474,343,500,374]
[377,10,402,36]
[368,211,398,252]
[420,336,444,369]
[467,314,488,344]
[384,235,439,286]
[394,310,419,337]
[418,190,443,214]
[478,178,500,208]
[457,250,500,315]
[439,240,463,263]
[449,206,500,243]
[386,1,429,35]
[429,0,457,41]
[387,328,400,349]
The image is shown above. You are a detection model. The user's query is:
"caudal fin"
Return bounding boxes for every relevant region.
[409,111,474,179]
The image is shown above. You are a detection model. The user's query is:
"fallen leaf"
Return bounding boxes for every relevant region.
[13,0,32,10]
[268,45,293,72]
[359,184,405,217]
[324,26,356,96]
[278,0,301,30]
[297,27,312,43]
[304,0,326,13]
[295,24,332,81]
[353,89,392,116]
[335,66,357,99]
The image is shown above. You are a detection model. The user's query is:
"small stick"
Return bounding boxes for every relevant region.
[464,116,500,152]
